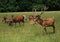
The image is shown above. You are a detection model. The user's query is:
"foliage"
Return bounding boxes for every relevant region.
[0,0,60,12]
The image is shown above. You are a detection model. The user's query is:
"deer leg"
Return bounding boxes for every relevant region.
[19,21,21,26]
[22,20,24,26]
[15,22,16,27]
[52,25,55,33]
[44,28,47,34]
[5,20,6,23]
[43,26,47,34]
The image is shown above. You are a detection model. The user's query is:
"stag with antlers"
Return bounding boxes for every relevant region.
[35,5,55,34]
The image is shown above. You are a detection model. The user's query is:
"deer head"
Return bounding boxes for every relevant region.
[36,5,48,20]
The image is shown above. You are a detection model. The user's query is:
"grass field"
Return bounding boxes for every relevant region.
[0,11,60,42]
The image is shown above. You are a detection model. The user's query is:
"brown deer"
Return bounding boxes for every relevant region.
[35,6,55,33]
[2,15,12,23]
[28,15,36,25]
[9,15,25,26]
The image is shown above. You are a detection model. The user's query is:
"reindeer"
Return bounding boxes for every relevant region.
[35,5,55,33]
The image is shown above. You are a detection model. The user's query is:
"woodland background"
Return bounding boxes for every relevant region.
[0,0,60,12]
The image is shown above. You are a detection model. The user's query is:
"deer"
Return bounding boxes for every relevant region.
[35,5,55,34]
[2,15,12,23]
[8,15,25,26]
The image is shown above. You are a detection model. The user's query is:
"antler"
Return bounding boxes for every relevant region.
[40,8,44,15]
[40,5,48,15]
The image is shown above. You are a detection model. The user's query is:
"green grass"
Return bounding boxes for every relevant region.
[0,11,60,42]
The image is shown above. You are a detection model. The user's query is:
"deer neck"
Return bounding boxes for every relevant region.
[37,18,43,25]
